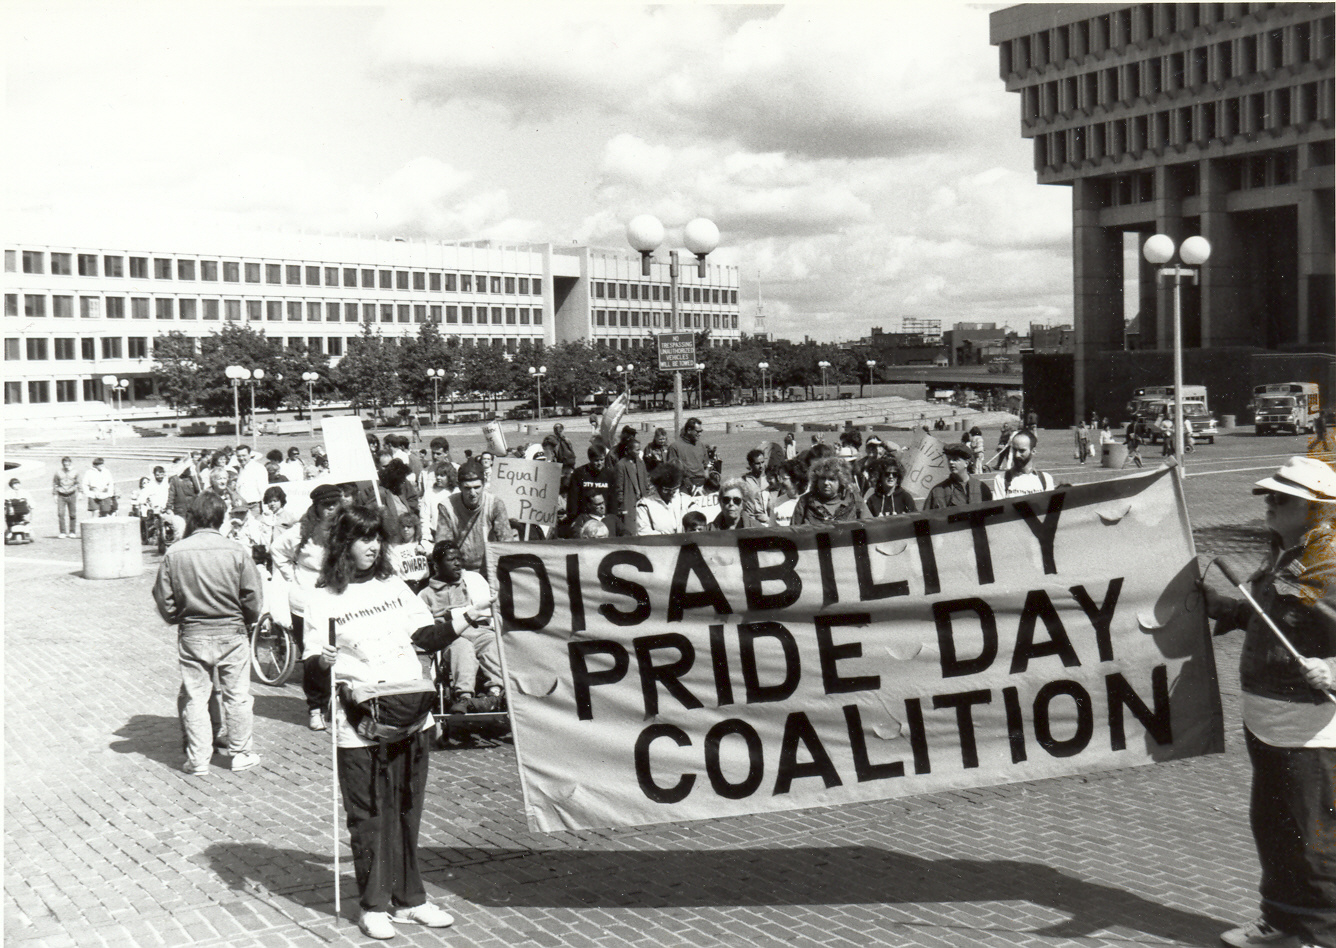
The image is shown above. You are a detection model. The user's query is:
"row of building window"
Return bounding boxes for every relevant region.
[592,281,737,304]
[3,251,544,295]
[1020,26,1335,122]
[1001,5,1329,76]
[594,309,739,331]
[7,379,122,405]
[1035,82,1334,170]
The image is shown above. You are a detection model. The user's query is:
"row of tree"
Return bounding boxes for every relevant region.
[149,322,892,420]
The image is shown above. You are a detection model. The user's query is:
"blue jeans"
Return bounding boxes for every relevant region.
[56,493,77,533]
[179,629,253,766]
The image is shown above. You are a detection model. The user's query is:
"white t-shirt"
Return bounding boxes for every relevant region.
[1244,694,1336,748]
[302,576,434,748]
[991,469,1054,499]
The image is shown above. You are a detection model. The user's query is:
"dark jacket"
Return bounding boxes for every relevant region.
[866,487,917,517]
[167,472,201,517]
[924,477,993,509]
[152,528,262,634]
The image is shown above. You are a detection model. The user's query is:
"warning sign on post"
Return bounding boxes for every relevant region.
[657,332,697,371]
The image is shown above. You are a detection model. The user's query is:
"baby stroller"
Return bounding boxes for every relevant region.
[5,497,33,544]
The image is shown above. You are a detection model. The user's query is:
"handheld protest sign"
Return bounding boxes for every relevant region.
[488,466,1223,833]
[491,457,563,533]
[483,421,508,456]
[902,432,947,501]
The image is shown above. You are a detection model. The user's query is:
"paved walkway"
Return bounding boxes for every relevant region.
[4,429,1327,947]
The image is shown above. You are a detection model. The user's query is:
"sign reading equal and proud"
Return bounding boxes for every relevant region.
[488,467,1223,833]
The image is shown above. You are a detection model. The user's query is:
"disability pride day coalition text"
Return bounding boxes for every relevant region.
[487,466,1225,833]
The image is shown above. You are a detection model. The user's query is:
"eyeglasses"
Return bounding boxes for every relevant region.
[721,496,744,505]
[1264,492,1296,507]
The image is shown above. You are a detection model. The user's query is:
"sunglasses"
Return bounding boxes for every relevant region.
[721,496,744,505]
[1263,492,1297,507]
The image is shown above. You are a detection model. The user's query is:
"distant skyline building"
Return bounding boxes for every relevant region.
[991,2,1334,419]
[3,233,740,422]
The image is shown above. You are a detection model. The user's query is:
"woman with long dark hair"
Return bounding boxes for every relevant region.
[305,504,455,940]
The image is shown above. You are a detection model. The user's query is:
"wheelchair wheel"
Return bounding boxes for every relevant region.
[251,614,296,686]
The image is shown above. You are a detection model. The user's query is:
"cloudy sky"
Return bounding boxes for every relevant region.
[5,1,1076,341]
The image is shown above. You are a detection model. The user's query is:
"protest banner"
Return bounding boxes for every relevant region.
[491,457,563,531]
[488,466,1223,833]
[322,416,378,485]
[902,431,947,501]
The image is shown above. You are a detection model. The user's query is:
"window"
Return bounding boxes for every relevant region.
[287,301,302,321]
[224,261,240,282]
[56,380,78,403]
[3,294,14,317]
[475,275,487,293]
[444,273,457,291]
[52,295,73,318]
[104,255,124,277]
[50,253,72,275]
[267,301,282,321]
[53,337,75,361]
[246,300,262,321]
[396,271,409,290]
[327,337,343,357]
[362,268,375,288]
[491,306,502,325]
[618,283,628,300]
[285,265,300,285]
[630,284,639,301]
[327,302,340,322]
[308,337,324,355]
[398,304,409,323]
[245,262,261,283]
[413,272,426,291]
[155,298,174,319]
[344,302,358,322]
[651,285,660,301]
[491,276,502,293]
[128,337,147,359]
[202,299,219,320]
[430,305,441,323]
[5,382,22,404]
[380,304,393,323]
[177,260,196,281]
[595,310,606,326]
[519,277,530,294]
[265,264,281,284]
[651,312,660,328]
[225,299,241,321]
[26,338,48,360]
[200,261,217,281]
[429,273,441,292]
[106,297,125,319]
[129,256,148,278]
[519,307,530,325]
[4,250,14,272]
[379,270,392,289]
[24,294,46,317]
[154,258,172,279]
[179,299,197,320]
[22,251,45,273]
[446,305,458,323]
[505,307,516,325]
[461,305,473,324]
[300,265,316,286]
[414,304,426,323]
[307,302,321,321]
[78,254,98,276]
[27,381,50,404]
[731,314,738,329]
[131,297,149,319]
[533,307,542,325]
[460,274,472,292]
[81,379,100,401]
[619,311,629,327]
[504,276,515,294]
[4,339,19,360]
[362,303,375,323]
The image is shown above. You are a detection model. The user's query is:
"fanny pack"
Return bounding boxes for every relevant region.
[338,680,436,744]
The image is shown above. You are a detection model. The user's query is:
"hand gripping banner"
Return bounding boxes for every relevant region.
[488,466,1224,832]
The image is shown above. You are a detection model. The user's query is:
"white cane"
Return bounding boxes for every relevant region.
[328,616,341,924]
[1213,559,1336,705]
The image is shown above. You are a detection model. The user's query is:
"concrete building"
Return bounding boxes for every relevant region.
[2,234,740,422]
[992,3,1335,422]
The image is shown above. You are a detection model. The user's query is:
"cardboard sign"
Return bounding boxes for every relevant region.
[322,416,378,484]
[488,467,1223,832]
[490,457,563,529]
[902,432,948,501]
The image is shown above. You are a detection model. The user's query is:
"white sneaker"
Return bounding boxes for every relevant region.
[358,910,396,940]
[1221,918,1299,947]
[230,751,261,772]
[391,903,454,928]
[308,709,326,731]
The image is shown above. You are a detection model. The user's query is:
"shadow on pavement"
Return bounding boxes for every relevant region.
[252,692,309,728]
[1192,521,1268,557]
[203,840,1225,946]
[109,714,182,767]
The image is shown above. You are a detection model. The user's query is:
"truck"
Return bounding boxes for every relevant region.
[1127,385,1215,445]
[1252,382,1322,435]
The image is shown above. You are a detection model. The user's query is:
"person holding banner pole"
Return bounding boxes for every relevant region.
[1198,456,1336,948]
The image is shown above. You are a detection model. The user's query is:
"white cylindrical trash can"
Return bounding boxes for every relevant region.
[81,517,143,579]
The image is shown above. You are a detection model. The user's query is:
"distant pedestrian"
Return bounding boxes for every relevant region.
[152,493,262,775]
[52,456,79,538]
[410,413,421,444]
[83,457,116,517]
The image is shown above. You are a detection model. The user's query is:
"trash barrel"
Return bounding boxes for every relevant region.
[1221,414,1235,430]
[1101,442,1128,469]
[725,422,734,434]
[81,517,143,580]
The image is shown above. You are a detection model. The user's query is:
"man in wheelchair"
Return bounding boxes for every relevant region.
[419,540,502,714]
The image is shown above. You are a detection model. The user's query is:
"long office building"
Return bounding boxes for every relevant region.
[2,234,740,422]
[991,3,1335,421]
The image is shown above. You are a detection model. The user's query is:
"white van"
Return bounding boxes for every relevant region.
[1253,382,1322,435]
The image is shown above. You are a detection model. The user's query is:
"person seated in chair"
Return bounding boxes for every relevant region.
[418,541,500,713]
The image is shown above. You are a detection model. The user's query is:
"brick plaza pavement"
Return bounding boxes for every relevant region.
[4,427,1331,948]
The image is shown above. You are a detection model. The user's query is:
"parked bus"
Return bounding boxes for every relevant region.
[1252,382,1322,435]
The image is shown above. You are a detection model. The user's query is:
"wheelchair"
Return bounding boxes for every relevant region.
[249,556,297,686]
[426,646,509,747]
[4,499,32,544]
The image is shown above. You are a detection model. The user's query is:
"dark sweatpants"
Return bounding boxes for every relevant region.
[1246,728,1336,947]
[338,732,430,913]
[291,616,332,714]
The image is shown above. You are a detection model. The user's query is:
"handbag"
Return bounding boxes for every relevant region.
[338,680,436,744]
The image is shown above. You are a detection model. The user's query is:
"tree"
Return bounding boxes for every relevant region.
[399,320,455,411]
[151,332,203,415]
[333,323,401,415]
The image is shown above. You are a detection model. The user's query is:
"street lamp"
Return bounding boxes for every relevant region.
[528,365,547,421]
[225,365,265,449]
[695,362,705,410]
[866,359,877,396]
[627,214,719,437]
[101,374,129,443]
[616,364,635,402]
[1143,234,1211,466]
[427,368,447,426]
[757,361,770,404]
[301,371,319,436]
[818,360,831,399]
